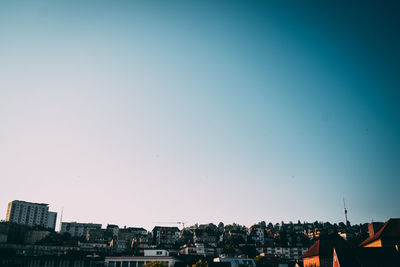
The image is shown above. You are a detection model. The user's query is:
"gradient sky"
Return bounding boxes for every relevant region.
[1,0,399,230]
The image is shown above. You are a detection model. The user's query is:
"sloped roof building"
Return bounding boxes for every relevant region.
[360,218,400,247]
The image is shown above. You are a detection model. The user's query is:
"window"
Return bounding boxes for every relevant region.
[156,251,163,255]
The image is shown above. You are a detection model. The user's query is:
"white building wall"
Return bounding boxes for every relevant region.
[5,200,56,229]
[105,256,178,267]
[144,249,169,256]
[264,247,309,261]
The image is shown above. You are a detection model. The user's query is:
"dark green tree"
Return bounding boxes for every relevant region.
[144,261,168,267]
[254,256,275,267]
[192,259,208,267]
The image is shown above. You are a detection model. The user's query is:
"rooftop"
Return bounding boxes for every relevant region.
[10,200,49,206]
[360,218,400,247]
[301,238,348,258]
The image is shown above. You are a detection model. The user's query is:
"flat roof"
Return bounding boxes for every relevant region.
[11,200,49,206]
[105,256,179,261]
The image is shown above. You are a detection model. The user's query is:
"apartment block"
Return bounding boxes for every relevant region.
[5,200,57,230]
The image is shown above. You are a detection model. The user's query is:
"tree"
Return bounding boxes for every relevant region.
[192,259,208,267]
[223,243,236,255]
[207,223,218,232]
[144,261,168,267]
[239,245,259,258]
[254,256,274,267]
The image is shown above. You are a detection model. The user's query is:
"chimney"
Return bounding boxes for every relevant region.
[368,222,384,238]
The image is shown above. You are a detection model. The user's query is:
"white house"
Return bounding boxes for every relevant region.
[263,247,308,261]
[213,257,256,267]
[144,249,169,257]
[105,255,179,267]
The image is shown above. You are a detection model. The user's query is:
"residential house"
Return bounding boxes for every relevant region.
[193,229,217,245]
[125,227,147,237]
[360,218,400,248]
[213,257,256,267]
[228,229,247,242]
[301,239,348,267]
[107,224,120,238]
[337,229,354,241]
[293,224,304,234]
[60,222,102,237]
[263,247,308,261]
[248,228,265,244]
[152,226,180,247]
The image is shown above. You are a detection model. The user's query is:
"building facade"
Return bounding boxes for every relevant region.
[152,226,180,246]
[213,257,256,267]
[105,256,179,267]
[301,239,348,267]
[60,222,102,237]
[5,200,57,230]
[264,247,308,261]
[360,218,400,248]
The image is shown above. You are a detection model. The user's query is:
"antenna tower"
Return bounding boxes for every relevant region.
[343,198,348,226]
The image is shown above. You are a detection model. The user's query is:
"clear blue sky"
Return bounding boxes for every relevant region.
[1,0,399,230]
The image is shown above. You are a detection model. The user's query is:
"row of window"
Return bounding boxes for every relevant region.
[108,261,169,267]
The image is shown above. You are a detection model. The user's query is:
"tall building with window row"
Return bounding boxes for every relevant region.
[5,200,57,230]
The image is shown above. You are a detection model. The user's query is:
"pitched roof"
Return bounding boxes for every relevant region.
[360,218,400,247]
[301,239,348,258]
[301,240,320,258]
[334,247,400,267]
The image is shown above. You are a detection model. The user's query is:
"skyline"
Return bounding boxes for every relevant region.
[1,1,399,230]
[0,198,390,232]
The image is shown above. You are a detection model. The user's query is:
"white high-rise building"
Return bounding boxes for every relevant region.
[5,200,57,230]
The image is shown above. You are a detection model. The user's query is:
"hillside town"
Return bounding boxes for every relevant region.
[1,200,399,266]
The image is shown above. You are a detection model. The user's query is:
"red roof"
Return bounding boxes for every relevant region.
[360,218,400,247]
[301,239,348,258]
[301,240,320,258]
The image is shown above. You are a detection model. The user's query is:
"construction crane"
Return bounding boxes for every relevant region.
[152,221,187,229]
